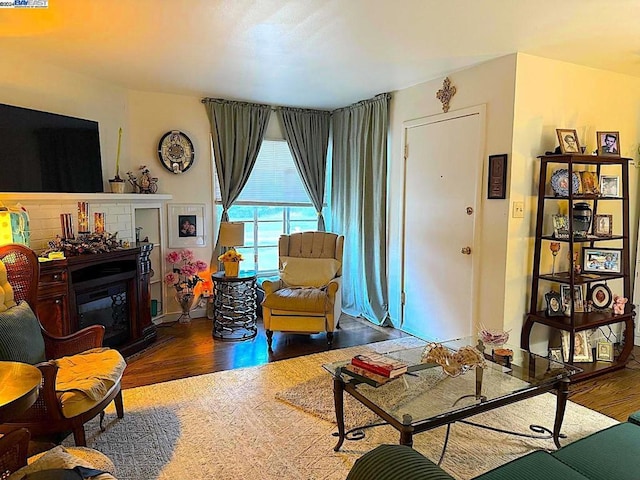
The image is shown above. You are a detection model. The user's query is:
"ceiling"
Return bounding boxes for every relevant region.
[2,0,640,109]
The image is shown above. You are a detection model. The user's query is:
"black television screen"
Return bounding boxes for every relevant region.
[0,103,104,193]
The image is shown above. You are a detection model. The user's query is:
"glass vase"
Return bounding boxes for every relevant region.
[176,291,194,324]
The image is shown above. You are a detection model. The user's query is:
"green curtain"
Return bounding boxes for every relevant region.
[203,98,271,263]
[331,93,391,325]
[278,107,331,231]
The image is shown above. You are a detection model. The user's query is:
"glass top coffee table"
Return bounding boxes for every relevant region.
[323,337,580,453]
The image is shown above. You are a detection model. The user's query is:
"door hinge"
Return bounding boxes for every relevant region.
[404,144,408,160]
[401,291,406,305]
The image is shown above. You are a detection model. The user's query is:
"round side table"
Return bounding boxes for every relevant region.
[0,361,42,423]
[211,271,258,341]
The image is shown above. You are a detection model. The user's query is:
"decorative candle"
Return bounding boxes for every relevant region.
[115,127,122,178]
[94,212,105,234]
[60,213,74,239]
[78,202,89,233]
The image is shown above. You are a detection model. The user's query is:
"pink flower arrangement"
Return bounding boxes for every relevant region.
[164,249,208,292]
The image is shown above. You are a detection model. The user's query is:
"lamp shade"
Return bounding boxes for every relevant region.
[218,222,244,247]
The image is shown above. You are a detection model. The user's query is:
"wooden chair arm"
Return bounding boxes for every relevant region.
[0,427,30,475]
[42,325,105,359]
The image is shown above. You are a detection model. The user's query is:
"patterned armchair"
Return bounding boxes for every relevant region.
[0,244,126,446]
[261,232,344,349]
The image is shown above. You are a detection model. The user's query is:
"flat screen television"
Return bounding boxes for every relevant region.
[0,103,104,193]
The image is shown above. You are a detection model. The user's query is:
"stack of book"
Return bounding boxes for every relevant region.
[342,353,408,385]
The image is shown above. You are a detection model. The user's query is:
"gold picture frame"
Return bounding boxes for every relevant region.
[556,129,580,154]
[596,341,614,362]
[593,214,613,237]
[596,131,620,157]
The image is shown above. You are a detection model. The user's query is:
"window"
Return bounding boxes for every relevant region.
[215,140,328,274]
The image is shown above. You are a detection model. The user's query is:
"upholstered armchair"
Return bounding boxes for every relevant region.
[261,232,344,349]
[0,244,126,446]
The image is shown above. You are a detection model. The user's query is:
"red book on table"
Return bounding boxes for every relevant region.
[351,353,408,378]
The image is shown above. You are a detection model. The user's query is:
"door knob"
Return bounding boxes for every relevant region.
[461,247,472,255]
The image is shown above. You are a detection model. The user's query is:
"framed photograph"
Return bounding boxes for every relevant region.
[600,175,620,197]
[596,341,614,362]
[596,131,620,157]
[579,171,600,195]
[588,283,612,309]
[548,347,564,363]
[487,154,507,199]
[552,214,569,239]
[593,214,613,237]
[582,248,622,273]
[562,330,593,363]
[545,290,564,317]
[556,129,581,154]
[560,284,584,313]
[168,204,206,248]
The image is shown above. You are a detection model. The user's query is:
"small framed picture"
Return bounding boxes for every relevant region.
[549,347,564,363]
[562,330,593,363]
[561,284,584,313]
[552,214,569,239]
[487,154,508,199]
[596,131,620,157]
[596,341,614,362]
[168,204,207,248]
[556,129,581,154]
[583,248,622,273]
[579,171,600,195]
[545,290,564,317]
[600,175,620,197]
[593,214,613,237]
[588,283,613,309]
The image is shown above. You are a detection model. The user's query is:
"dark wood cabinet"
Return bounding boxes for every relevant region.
[521,154,635,381]
[36,245,156,356]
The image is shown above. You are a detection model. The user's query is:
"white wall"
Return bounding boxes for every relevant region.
[388,54,517,334]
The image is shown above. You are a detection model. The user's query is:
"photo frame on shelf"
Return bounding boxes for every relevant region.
[578,171,600,195]
[168,203,206,248]
[582,248,622,273]
[545,290,564,317]
[588,283,612,309]
[599,175,620,197]
[556,128,580,154]
[487,154,507,199]
[548,347,563,363]
[560,284,584,313]
[596,341,614,362]
[552,214,570,239]
[561,330,593,363]
[596,131,620,157]
[593,214,613,237]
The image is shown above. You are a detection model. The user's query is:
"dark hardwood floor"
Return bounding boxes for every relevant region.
[123,314,640,422]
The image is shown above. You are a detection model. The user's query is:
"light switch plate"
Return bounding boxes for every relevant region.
[513,201,525,218]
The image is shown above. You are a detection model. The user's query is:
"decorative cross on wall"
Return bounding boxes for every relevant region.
[436,77,457,113]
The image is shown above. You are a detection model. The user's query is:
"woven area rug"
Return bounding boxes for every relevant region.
[65,337,617,480]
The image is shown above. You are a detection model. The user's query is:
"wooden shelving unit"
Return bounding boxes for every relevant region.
[521,154,636,382]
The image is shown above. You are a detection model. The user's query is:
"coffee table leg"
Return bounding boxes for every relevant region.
[333,374,346,451]
[399,414,414,447]
[553,377,570,449]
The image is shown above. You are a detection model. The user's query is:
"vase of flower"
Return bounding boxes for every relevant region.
[165,249,208,323]
[218,248,243,278]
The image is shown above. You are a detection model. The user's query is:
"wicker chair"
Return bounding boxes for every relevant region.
[0,244,124,446]
[0,428,29,479]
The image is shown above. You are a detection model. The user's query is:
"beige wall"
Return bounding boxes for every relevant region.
[388,54,517,334]
[511,53,640,350]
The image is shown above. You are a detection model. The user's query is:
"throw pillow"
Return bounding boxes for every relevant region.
[8,446,115,480]
[279,256,341,288]
[0,301,46,364]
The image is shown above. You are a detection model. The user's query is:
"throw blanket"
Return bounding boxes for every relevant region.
[55,348,126,401]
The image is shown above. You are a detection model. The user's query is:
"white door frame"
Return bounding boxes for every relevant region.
[400,105,487,334]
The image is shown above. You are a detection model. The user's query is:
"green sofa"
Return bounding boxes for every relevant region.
[346,411,640,480]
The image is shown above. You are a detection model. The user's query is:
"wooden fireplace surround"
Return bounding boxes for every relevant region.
[37,244,156,357]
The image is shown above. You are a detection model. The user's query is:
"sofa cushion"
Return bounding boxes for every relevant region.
[0,301,45,364]
[346,444,455,480]
[279,256,341,288]
[262,287,331,313]
[475,450,589,480]
[552,422,640,480]
[628,411,640,426]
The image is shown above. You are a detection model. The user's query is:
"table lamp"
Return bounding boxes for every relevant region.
[218,221,244,252]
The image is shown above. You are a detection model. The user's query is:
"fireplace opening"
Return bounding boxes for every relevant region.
[77,282,130,348]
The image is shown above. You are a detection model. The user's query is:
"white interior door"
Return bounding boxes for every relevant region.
[401,109,483,341]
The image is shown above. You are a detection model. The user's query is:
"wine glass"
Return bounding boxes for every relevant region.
[550,242,561,276]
